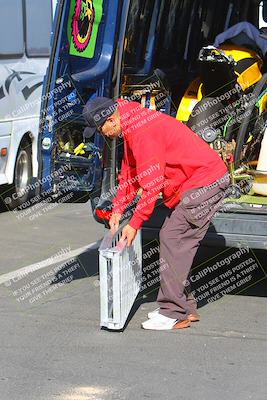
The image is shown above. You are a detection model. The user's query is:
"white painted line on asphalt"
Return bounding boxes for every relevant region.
[0,240,101,286]
[61,386,110,400]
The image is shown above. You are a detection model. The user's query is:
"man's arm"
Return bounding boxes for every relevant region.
[120,130,166,246]
[128,132,166,230]
[112,156,139,216]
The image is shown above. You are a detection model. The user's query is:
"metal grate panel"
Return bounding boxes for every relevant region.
[99,222,142,330]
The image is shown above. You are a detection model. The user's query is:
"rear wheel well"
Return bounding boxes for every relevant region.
[19,132,33,154]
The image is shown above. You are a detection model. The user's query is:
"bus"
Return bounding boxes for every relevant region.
[0,0,57,209]
[39,0,267,250]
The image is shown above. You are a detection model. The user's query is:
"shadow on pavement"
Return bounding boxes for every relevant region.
[52,247,100,283]
[51,238,267,331]
[0,200,9,213]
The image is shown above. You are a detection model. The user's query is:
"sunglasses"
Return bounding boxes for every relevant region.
[96,123,105,134]
[96,118,111,135]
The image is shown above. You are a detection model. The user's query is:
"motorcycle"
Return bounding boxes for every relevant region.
[177,37,267,198]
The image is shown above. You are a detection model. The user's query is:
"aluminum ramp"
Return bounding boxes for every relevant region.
[99,223,142,330]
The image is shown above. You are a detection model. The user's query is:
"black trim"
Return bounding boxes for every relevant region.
[234,73,267,168]
[235,57,257,74]
[37,0,65,185]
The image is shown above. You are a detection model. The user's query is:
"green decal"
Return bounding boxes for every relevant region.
[67,0,103,59]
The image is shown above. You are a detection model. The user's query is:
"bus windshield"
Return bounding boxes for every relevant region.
[25,0,52,57]
[0,0,52,58]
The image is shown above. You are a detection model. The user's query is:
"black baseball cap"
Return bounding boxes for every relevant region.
[83,97,118,139]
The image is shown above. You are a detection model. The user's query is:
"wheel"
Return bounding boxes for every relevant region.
[187,97,224,138]
[187,97,226,145]
[228,184,242,199]
[5,141,33,210]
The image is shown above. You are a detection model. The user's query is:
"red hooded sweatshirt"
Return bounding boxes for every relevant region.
[112,99,227,230]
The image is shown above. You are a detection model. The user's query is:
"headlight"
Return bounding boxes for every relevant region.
[42,137,51,150]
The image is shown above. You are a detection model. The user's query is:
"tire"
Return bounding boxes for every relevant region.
[6,141,33,210]
[187,97,225,141]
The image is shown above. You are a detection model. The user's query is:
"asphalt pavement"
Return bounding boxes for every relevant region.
[0,201,266,400]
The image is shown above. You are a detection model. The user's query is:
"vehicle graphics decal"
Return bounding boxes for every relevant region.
[0,70,42,101]
[22,81,43,100]
[0,86,4,100]
[68,0,103,58]
[5,70,35,93]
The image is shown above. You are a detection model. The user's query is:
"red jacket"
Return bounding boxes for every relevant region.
[112,99,227,230]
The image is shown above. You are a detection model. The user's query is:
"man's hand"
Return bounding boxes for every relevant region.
[109,213,122,234]
[120,224,137,247]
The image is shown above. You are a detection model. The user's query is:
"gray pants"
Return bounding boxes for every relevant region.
[157,172,231,320]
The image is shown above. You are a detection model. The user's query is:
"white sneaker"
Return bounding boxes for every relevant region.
[147,307,160,319]
[141,313,191,330]
[148,308,201,322]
